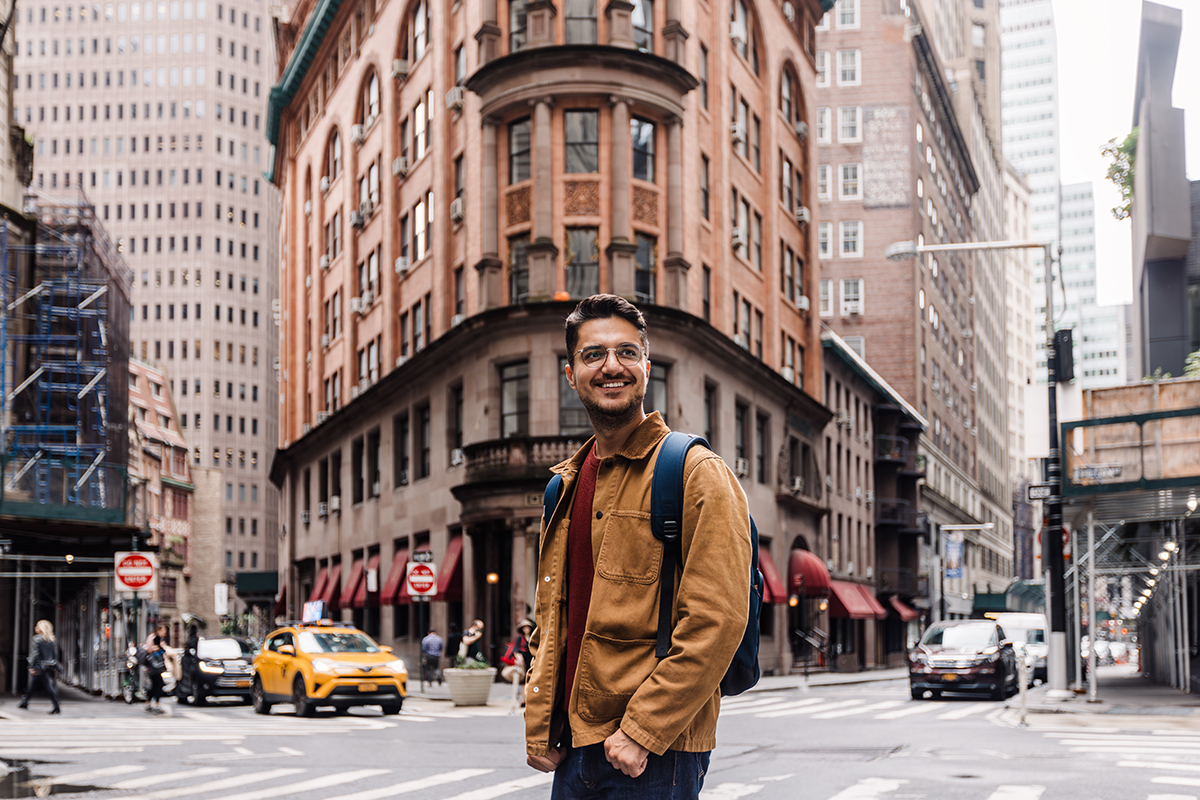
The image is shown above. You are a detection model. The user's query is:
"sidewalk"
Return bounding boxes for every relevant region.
[1007,663,1200,717]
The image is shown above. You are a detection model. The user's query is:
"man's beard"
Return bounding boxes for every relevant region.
[580,389,645,436]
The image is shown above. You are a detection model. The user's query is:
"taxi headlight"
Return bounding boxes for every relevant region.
[387,659,406,674]
[198,661,225,674]
[312,659,336,673]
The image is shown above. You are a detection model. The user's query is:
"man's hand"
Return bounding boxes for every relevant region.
[527,746,566,773]
[604,728,649,777]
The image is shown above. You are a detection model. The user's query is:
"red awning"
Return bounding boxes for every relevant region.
[272,583,287,618]
[435,536,463,602]
[321,562,343,610]
[889,595,919,622]
[340,558,365,609]
[307,567,328,604]
[759,545,787,604]
[828,580,884,619]
[381,549,408,605]
[789,549,831,597]
[353,553,382,608]
[857,585,888,619]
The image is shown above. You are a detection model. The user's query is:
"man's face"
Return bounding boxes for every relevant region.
[566,317,649,426]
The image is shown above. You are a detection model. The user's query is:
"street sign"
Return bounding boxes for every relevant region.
[114,551,158,593]
[406,561,437,597]
[1027,483,1054,502]
[412,550,434,564]
[1073,464,1123,482]
[215,583,229,615]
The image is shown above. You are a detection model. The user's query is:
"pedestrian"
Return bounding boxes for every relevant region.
[18,619,61,714]
[501,619,534,706]
[460,619,486,665]
[420,628,444,685]
[525,295,751,799]
[445,622,462,670]
[143,624,169,715]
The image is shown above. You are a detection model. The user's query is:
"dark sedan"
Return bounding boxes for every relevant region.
[908,620,1018,701]
[176,636,257,705]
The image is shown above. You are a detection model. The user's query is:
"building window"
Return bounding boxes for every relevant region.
[509,234,530,303]
[415,405,430,479]
[730,0,756,73]
[838,50,860,86]
[510,0,528,51]
[559,357,590,435]
[841,278,863,315]
[500,361,529,438]
[838,107,861,142]
[699,44,709,110]
[393,412,410,486]
[362,71,379,122]
[781,70,795,120]
[564,0,597,44]
[815,51,828,87]
[646,363,668,422]
[840,164,861,200]
[508,118,530,183]
[701,154,710,219]
[818,222,831,259]
[564,110,599,173]
[704,382,717,445]
[755,413,769,484]
[816,107,830,143]
[635,232,656,304]
[412,0,430,60]
[838,0,859,29]
[631,0,653,51]
[448,385,463,459]
[564,227,599,298]
[735,402,748,464]
[326,130,342,180]
[817,165,831,201]
[631,118,655,182]
[819,279,832,316]
[840,221,863,257]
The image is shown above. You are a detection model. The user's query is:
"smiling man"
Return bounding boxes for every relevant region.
[525,294,751,800]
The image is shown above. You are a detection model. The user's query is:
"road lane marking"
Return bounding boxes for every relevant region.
[699,783,764,798]
[1155,778,1200,788]
[0,747,145,755]
[1072,748,1200,756]
[757,699,865,718]
[936,702,994,720]
[812,701,905,719]
[21,765,146,786]
[719,698,825,716]
[279,747,305,756]
[1122,762,1200,773]
[112,768,229,789]
[203,768,391,800]
[319,769,495,800]
[434,772,554,800]
[827,778,909,799]
[985,787,1045,800]
[105,767,305,800]
[873,704,941,720]
[1147,795,1198,800]
[1063,739,1200,748]
[719,696,793,711]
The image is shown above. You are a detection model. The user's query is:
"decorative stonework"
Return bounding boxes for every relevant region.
[564,181,600,216]
[507,187,531,225]
[633,186,658,225]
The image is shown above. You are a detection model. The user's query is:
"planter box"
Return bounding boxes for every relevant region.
[443,667,497,706]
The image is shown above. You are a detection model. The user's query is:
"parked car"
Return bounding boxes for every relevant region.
[176,636,257,705]
[908,619,1018,701]
[991,612,1048,684]
[251,621,407,716]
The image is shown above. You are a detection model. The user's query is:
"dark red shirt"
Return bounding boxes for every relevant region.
[563,445,600,712]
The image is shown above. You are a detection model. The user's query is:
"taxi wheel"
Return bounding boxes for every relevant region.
[293,676,315,717]
[252,677,272,715]
[381,701,402,715]
[910,685,923,700]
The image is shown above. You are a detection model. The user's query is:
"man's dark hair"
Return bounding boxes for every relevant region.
[564,294,649,361]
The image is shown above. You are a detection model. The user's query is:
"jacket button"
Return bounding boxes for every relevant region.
[603,458,614,468]
[595,511,603,519]
[544,576,550,582]
[532,686,539,693]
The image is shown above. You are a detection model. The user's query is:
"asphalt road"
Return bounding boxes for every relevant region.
[3,679,1199,799]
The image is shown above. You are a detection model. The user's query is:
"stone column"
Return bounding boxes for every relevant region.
[474,118,503,309]
[605,1,635,49]
[474,0,501,64]
[663,0,689,65]
[527,98,559,300]
[526,1,557,48]
[606,96,637,298]
[662,115,689,310]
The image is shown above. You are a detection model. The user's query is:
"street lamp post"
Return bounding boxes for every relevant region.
[886,238,1068,698]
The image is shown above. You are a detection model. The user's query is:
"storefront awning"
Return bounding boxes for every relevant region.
[340,558,365,610]
[321,562,342,610]
[857,585,887,618]
[789,549,831,597]
[381,549,408,605]
[273,583,287,618]
[353,553,381,608]
[888,595,919,622]
[759,545,786,604]
[828,580,885,619]
[308,566,328,604]
[435,536,463,602]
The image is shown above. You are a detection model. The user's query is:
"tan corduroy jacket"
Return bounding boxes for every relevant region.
[524,413,751,757]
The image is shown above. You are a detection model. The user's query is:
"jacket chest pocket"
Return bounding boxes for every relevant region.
[595,510,661,584]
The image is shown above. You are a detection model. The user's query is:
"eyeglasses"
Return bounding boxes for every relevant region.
[574,344,645,369]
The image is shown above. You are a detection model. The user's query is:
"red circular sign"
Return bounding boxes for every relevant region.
[407,564,436,594]
[117,553,154,589]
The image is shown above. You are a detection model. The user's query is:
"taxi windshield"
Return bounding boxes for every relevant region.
[296,631,380,654]
[198,639,255,659]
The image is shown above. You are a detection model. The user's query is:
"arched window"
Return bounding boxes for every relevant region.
[361,71,379,123]
[730,0,759,75]
[632,0,653,51]
[781,70,794,122]
[326,130,342,179]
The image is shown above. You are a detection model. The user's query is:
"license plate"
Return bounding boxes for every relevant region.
[942,673,958,681]
[236,680,250,688]
[358,683,377,692]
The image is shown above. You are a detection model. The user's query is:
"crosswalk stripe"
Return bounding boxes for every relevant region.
[113,768,229,789]
[873,703,941,720]
[936,703,994,720]
[1148,795,1198,800]
[27,765,145,785]
[318,769,495,800]
[699,782,764,798]
[1073,748,1200,756]
[719,698,824,716]
[758,699,865,719]
[985,787,1045,800]
[0,747,145,755]
[434,772,554,800]
[1064,739,1200,748]
[827,778,909,799]
[1048,734,1200,744]
[1155,778,1200,788]
[1122,762,1200,774]
[203,768,390,800]
[812,701,905,719]
[105,768,305,800]
[719,696,792,711]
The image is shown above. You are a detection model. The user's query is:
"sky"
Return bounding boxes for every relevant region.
[1053,0,1199,306]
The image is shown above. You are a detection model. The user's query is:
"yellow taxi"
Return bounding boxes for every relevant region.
[251,621,407,716]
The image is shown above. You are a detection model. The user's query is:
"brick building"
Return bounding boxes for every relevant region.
[267,0,842,675]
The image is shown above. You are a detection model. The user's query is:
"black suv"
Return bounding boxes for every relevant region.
[908,620,1017,700]
[177,636,257,705]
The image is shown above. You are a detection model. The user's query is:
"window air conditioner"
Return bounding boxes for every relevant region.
[796,295,810,312]
[350,211,365,229]
[864,489,875,504]
[844,301,862,316]
[320,333,330,348]
[449,197,464,223]
[733,457,749,478]
[362,289,374,307]
[365,114,376,130]
[301,510,310,525]
[781,366,795,382]
[730,121,747,146]
[305,275,312,289]
[329,495,341,513]
[318,502,328,518]
[394,256,410,274]
[790,475,804,493]
[302,423,312,434]
[730,226,747,250]
[350,124,367,144]
[360,200,375,218]
[451,313,464,327]
[396,355,410,368]
[358,378,370,393]
[350,385,360,399]
[320,176,331,193]
[450,448,465,466]
[835,409,851,426]
[319,254,331,269]
[350,296,364,314]
[794,119,808,140]
[445,86,464,112]
[317,410,332,423]
[392,156,409,177]
[793,205,811,225]
[305,351,312,364]
[856,486,863,500]
[729,20,746,47]
[371,481,380,496]
[847,560,855,575]
[391,59,409,79]
[304,200,312,217]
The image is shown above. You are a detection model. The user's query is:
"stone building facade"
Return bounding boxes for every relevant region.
[268,0,839,674]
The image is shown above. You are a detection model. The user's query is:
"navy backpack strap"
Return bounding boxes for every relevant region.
[543,474,564,525]
[650,432,710,659]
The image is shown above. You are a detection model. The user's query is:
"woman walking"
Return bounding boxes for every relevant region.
[19,620,60,714]
[143,624,169,715]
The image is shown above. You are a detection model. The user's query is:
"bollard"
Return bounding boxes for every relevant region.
[1017,656,1028,728]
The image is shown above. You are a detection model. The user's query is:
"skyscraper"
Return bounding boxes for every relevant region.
[15,0,282,593]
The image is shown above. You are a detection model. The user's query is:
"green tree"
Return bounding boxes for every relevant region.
[1185,350,1200,378]
[1102,128,1138,221]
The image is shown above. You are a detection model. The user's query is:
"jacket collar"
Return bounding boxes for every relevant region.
[551,412,670,477]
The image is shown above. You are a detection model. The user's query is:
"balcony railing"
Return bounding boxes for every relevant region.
[876,567,923,596]
[462,436,587,484]
[875,435,908,464]
[876,497,917,529]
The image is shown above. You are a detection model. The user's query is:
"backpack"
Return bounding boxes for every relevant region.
[543,431,762,697]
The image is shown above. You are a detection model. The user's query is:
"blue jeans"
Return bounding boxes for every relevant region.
[550,742,710,800]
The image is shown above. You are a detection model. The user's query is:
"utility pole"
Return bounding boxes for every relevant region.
[1042,242,1070,699]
